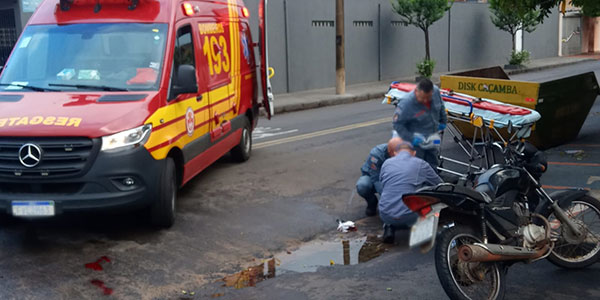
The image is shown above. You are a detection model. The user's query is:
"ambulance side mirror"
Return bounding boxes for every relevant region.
[171,64,197,98]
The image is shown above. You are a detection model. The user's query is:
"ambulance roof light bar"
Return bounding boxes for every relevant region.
[59,0,140,12]
[182,2,194,16]
[182,2,200,16]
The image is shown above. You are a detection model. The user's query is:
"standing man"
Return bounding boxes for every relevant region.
[379,137,442,244]
[356,143,390,216]
[393,78,447,170]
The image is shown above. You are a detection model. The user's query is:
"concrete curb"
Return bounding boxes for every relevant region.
[274,91,386,114]
[272,58,596,115]
[505,58,597,75]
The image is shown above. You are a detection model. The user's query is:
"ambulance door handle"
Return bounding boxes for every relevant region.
[221,120,231,133]
[196,95,203,101]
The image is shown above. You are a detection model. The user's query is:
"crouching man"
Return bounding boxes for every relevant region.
[379,137,442,244]
[356,143,390,216]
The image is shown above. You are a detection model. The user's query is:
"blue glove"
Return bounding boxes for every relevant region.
[438,123,447,131]
[412,136,424,147]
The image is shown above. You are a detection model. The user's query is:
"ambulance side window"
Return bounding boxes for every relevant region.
[169,25,196,100]
[240,22,255,70]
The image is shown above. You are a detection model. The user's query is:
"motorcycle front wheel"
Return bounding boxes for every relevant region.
[545,195,600,269]
[434,225,506,300]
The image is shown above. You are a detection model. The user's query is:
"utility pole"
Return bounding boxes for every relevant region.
[336,0,345,95]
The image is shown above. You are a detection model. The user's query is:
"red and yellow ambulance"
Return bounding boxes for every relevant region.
[0,0,274,227]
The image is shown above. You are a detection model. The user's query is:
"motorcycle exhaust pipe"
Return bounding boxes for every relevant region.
[458,243,550,263]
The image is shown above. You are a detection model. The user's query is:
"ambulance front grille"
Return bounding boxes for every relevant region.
[0,137,99,178]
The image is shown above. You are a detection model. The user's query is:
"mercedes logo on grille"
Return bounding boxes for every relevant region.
[18,143,42,168]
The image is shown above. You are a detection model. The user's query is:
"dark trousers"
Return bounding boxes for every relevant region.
[356,175,377,208]
[416,147,439,172]
[380,212,418,230]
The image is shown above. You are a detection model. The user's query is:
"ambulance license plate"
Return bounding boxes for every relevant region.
[409,215,436,247]
[12,201,55,217]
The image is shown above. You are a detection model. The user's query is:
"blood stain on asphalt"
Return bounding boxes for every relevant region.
[90,279,114,295]
[85,256,111,271]
[85,256,114,295]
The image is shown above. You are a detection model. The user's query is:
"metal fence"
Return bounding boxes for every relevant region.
[0,9,18,67]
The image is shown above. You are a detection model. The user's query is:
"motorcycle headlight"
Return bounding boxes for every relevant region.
[101,124,152,152]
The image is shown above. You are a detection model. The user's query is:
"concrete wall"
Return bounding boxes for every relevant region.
[252,0,560,94]
[449,2,513,70]
[380,1,450,80]
[562,14,583,56]
[286,0,336,92]
[344,0,380,85]
[594,17,600,52]
[7,0,561,94]
[524,9,560,59]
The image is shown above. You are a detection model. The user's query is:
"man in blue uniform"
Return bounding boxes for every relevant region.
[379,137,442,244]
[356,143,390,216]
[393,78,447,170]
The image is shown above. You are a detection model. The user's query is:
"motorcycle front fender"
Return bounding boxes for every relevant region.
[534,188,588,216]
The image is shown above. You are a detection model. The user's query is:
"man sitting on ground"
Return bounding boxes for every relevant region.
[379,137,443,244]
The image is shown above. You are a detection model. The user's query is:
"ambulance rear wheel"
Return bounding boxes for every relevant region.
[231,118,251,162]
[149,157,176,228]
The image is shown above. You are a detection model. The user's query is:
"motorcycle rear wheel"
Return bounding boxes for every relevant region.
[545,195,600,269]
[434,225,506,300]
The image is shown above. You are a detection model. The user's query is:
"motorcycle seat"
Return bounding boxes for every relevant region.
[434,183,493,204]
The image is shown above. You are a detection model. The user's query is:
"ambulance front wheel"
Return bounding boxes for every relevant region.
[231,118,252,162]
[149,157,176,228]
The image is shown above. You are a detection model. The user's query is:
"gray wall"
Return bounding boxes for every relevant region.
[380,1,449,80]
[561,14,582,56]
[524,9,560,59]
[449,2,513,70]
[248,0,561,94]
[10,0,561,94]
[345,0,380,85]
[286,0,336,91]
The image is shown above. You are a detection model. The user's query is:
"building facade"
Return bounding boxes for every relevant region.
[0,0,38,66]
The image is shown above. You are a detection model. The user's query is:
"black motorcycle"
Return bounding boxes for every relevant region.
[404,141,600,300]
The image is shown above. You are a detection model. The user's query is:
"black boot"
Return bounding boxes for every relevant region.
[365,205,377,217]
[383,224,395,244]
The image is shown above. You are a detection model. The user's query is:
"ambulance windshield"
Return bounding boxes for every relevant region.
[0,23,168,92]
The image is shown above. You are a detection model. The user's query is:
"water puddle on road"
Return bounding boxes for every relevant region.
[221,234,390,290]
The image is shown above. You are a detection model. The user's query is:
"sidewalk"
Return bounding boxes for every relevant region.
[273,55,600,115]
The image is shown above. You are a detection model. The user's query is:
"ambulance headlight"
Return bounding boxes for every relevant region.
[101,124,152,152]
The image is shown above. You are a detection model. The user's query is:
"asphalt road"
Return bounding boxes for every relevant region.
[219,61,600,300]
[0,96,395,299]
[0,61,599,299]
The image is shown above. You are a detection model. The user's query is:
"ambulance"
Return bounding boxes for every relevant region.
[0,0,274,227]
